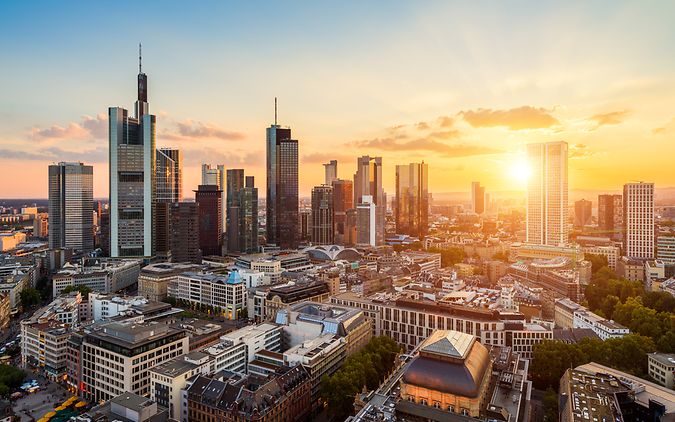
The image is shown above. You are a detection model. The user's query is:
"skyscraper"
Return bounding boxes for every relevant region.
[195,185,223,257]
[109,46,156,257]
[356,195,377,247]
[48,162,94,251]
[598,194,622,238]
[623,182,654,259]
[471,182,486,215]
[574,199,592,228]
[353,156,384,245]
[226,169,245,253]
[202,164,226,235]
[395,162,429,238]
[169,202,201,263]
[156,148,182,203]
[266,100,299,249]
[239,176,259,254]
[526,141,568,246]
[311,185,334,245]
[323,160,338,186]
[332,179,353,245]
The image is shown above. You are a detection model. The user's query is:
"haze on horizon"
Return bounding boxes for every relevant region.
[2,1,675,199]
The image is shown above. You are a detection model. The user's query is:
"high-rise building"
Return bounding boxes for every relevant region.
[356,195,377,246]
[239,176,259,254]
[574,199,592,228]
[195,185,222,257]
[156,148,182,203]
[155,202,171,260]
[623,182,655,259]
[266,101,299,249]
[109,48,156,257]
[332,179,353,245]
[299,209,311,242]
[353,156,384,245]
[471,182,486,215]
[395,163,429,238]
[598,194,623,238]
[169,202,201,263]
[226,169,245,253]
[48,162,94,251]
[202,164,226,235]
[225,171,259,254]
[526,141,568,246]
[323,160,338,186]
[311,185,334,245]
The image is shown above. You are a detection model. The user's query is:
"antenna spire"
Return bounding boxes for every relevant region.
[274,97,277,125]
[139,42,142,74]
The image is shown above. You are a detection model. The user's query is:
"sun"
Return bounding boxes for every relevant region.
[508,157,531,185]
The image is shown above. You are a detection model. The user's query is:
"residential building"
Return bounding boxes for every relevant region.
[471,181,485,215]
[156,148,182,203]
[623,182,655,259]
[167,271,246,319]
[574,199,592,227]
[195,185,222,257]
[648,353,675,389]
[48,162,94,251]
[266,104,299,249]
[169,202,201,263]
[332,179,353,245]
[80,319,189,403]
[395,162,429,238]
[526,141,568,246]
[109,52,156,258]
[201,164,226,235]
[598,194,622,239]
[354,156,384,245]
[323,160,338,185]
[311,185,334,245]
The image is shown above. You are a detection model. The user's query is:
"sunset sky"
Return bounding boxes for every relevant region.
[2,1,675,199]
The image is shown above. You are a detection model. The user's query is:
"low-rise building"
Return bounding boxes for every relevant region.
[137,262,205,301]
[616,256,645,282]
[581,244,620,270]
[0,293,9,330]
[52,258,141,297]
[168,271,246,320]
[85,392,169,422]
[573,309,629,340]
[648,353,675,389]
[0,266,32,313]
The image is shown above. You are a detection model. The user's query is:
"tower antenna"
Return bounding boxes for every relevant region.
[274,97,277,125]
[139,42,142,74]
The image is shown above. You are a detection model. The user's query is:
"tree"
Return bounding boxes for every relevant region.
[20,288,41,308]
[0,364,25,397]
[61,285,92,297]
[428,247,466,267]
[542,387,558,421]
[585,253,609,274]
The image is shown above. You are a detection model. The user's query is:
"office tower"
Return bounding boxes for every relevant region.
[109,48,156,257]
[395,163,429,238]
[266,100,299,249]
[226,169,245,252]
[195,185,222,257]
[202,164,226,235]
[332,179,353,245]
[345,208,358,245]
[357,196,377,246]
[656,235,675,264]
[156,148,182,203]
[598,194,623,238]
[239,176,259,253]
[311,185,334,245]
[323,160,338,186]
[48,162,94,251]
[574,199,592,228]
[353,156,384,245]
[299,209,311,242]
[155,202,171,260]
[169,202,201,263]
[526,141,569,246]
[623,182,655,259]
[471,182,486,215]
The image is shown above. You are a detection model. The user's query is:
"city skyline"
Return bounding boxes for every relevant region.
[3,2,675,199]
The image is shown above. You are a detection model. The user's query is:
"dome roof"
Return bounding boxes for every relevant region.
[402,331,490,398]
[303,245,361,261]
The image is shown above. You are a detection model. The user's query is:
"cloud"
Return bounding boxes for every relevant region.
[182,147,262,167]
[301,152,356,164]
[416,122,430,130]
[350,136,500,157]
[653,117,675,134]
[163,120,245,141]
[588,110,629,128]
[0,146,107,163]
[437,116,455,128]
[569,143,594,159]
[31,114,108,141]
[460,106,559,130]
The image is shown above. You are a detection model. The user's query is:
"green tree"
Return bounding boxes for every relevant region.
[428,247,466,267]
[542,387,558,422]
[0,364,25,397]
[19,287,41,308]
[585,253,609,274]
[61,285,92,297]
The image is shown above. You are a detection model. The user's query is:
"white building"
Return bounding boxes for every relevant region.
[581,244,620,270]
[623,182,655,259]
[167,271,246,320]
[573,310,629,340]
[648,353,675,389]
[219,323,282,365]
[657,235,675,264]
[526,141,568,247]
[52,259,141,297]
[356,195,377,247]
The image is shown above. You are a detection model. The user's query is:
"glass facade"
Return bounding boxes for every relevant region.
[266,126,298,249]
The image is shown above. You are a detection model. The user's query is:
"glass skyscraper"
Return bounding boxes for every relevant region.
[395,162,428,238]
[48,162,94,251]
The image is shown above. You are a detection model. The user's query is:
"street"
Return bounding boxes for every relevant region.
[12,373,71,422]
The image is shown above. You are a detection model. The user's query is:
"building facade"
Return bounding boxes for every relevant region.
[574,199,592,227]
[395,162,429,238]
[623,182,655,259]
[170,202,201,263]
[311,185,334,245]
[332,179,353,245]
[201,164,226,235]
[471,181,485,215]
[598,194,623,239]
[195,185,222,257]
[156,148,182,203]
[354,156,384,245]
[48,162,94,251]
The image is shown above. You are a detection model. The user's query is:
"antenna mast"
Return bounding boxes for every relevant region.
[274,97,277,125]
[139,42,142,73]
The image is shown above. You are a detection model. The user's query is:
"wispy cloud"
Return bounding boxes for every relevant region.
[588,110,629,129]
[569,143,594,159]
[163,120,245,141]
[0,146,107,163]
[653,117,675,134]
[460,106,559,130]
[301,152,356,164]
[181,147,262,167]
[31,114,108,141]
